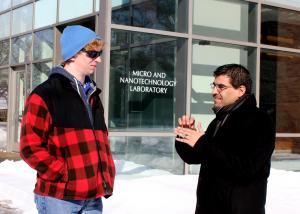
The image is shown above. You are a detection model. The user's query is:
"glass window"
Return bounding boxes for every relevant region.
[261,5,300,49]
[272,138,300,171]
[110,136,183,175]
[12,0,29,7]
[11,34,32,64]
[0,68,8,149]
[0,0,11,12]
[95,0,100,11]
[260,49,300,133]
[59,0,93,22]
[32,62,52,89]
[111,0,188,33]
[109,30,187,131]
[193,0,257,42]
[0,123,7,150]
[33,29,54,61]
[266,0,300,8]
[0,12,10,39]
[190,41,256,174]
[191,40,256,130]
[0,40,10,66]
[12,4,33,35]
[34,0,57,29]
[0,68,9,122]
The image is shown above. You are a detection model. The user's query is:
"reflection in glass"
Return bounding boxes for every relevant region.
[34,0,57,29]
[11,34,32,64]
[59,0,93,22]
[266,0,300,8]
[0,40,10,66]
[12,0,29,6]
[33,29,54,60]
[261,6,300,49]
[0,69,8,122]
[193,0,257,42]
[0,0,11,12]
[110,136,183,174]
[12,4,33,35]
[109,30,187,131]
[32,62,52,89]
[260,49,300,133]
[112,0,188,32]
[191,40,256,130]
[0,12,10,38]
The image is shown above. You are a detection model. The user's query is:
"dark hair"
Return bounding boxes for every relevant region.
[213,64,252,94]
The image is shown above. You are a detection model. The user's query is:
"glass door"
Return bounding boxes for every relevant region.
[10,68,28,151]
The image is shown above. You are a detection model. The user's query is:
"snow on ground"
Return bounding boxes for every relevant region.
[0,160,299,214]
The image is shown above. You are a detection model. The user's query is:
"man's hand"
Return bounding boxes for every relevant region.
[178,115,195,129]
[175,115,204,147]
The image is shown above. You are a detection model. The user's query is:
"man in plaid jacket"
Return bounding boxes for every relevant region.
[20,25,115,214]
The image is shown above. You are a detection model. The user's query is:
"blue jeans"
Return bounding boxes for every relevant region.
[34,194,103,214]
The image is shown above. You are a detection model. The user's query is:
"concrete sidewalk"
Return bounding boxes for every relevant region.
[272,150,300,171]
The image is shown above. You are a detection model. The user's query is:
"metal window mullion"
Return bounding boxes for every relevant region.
[276,133,300,137]
[245,0,259,3]
[256,2,261,105]
[98,0,112,126]
[260,44,300,54]
[9,4,12,38]
[29,30,33,91]
[111,24,189,39]
[32,0,35,31]
[11,0,33,11]
[56,0,60,23]
[192,34,258,48]
[30,3,34,65]
[7,67,14,152]
[183,0,194,175]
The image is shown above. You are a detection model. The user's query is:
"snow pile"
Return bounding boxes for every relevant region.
[0,160,299,214]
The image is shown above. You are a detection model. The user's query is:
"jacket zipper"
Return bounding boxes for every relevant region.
[88,88,109,195]
[73,81,109,196]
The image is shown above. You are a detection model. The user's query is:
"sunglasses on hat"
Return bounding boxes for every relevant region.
[81,49,103,59]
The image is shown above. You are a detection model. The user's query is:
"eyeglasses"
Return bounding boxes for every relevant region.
[81,49,103,59]
[210,82,233,92]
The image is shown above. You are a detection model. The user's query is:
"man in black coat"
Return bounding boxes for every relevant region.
[175,64,275,214]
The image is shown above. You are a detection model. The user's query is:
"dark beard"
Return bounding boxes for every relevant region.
[212,105,221,114]
[212,94,250,115]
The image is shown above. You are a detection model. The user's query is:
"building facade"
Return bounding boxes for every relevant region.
[1,0,300,174]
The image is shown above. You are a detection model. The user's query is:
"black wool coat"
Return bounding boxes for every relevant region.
[175,94,275,214]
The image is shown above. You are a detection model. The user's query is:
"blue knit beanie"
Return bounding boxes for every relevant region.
[60,25,101,61]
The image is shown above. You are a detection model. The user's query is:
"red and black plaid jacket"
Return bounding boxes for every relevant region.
[20,72,115,200]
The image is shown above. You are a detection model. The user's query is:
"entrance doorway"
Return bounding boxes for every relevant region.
[9,67,29,152]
